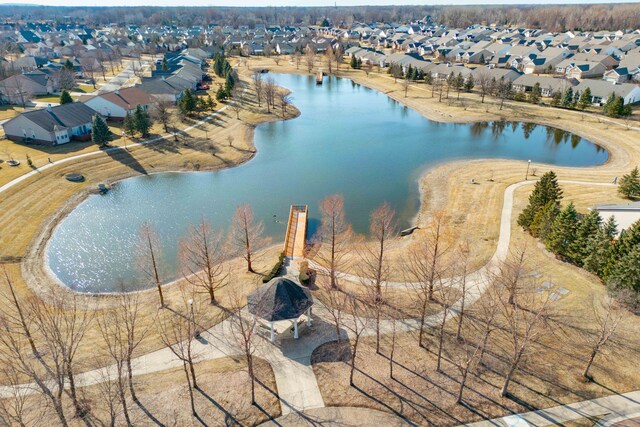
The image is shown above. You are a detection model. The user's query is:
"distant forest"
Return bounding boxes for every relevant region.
[1,3,639,32]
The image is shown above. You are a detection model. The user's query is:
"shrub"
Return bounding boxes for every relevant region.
[262,252,285,283]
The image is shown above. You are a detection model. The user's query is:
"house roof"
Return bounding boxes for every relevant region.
[247,277,313,322]
[80,87,155,110]
[595,202,640,211]
[7,103,95,132]
[575,80,640,99]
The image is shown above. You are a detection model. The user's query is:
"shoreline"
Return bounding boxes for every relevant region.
[15,66,633,299]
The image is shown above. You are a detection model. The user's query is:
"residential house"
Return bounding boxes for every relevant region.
[512,75,576,97]
[0,71,55,104]
[574,80,640,105]
[2,103,96,145]
[80,87,156,120]
[593,202,640,236]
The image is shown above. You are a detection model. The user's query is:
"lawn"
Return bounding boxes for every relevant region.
[0,105,24,121]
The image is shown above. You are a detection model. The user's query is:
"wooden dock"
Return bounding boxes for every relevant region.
[283,205,308,258]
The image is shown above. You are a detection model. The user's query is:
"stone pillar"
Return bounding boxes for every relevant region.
[270,321,275,343]
[294,319,299,339]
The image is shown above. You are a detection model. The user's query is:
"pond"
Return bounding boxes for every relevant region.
[46,73,608,293]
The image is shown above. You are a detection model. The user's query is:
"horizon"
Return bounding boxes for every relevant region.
[1,0,638,8]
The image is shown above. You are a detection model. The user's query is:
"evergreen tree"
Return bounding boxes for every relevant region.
[321,17,330,27]
[179,89,197,115]
[616,220,640,260]
[518,171,564,231]
[464,74,474,92]
[215,86,228,101]
[59,90,73,104]
[608,96,625,118]
[530,200,560,240]
[609,246,640,291]
[603,93,616,115]
[350,55,358,69]
[571,210,602,264]
[545,202,580,259]
[225,72,235,92]
[529,82,542,104]
[583,216,617,278]
[64,58,74,71]
[124,111,137,136]
[424,71,433,85]
[357,58,362,69]
[134,105,151,137]
[562,87,574,108]
[91,115,111,147]
[161,57,168,71]
[550,90,562,107]
[618,166,640,199]
[577,87,592,110]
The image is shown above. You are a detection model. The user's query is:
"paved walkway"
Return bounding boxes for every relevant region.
[258,406,411,426]
[465,391,640,427]
[0,96,239,195]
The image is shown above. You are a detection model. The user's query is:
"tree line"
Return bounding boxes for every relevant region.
[518,171,640,311]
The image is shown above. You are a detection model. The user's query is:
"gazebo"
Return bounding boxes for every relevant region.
[247,277,313,343]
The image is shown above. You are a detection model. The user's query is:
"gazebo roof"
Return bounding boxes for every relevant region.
[247,277,313,322]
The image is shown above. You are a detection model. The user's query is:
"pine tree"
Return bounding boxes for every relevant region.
[550,90,562,107]
[578,87,592,110]
[571,210,602,264]
[618,166,640,199]
[124,111,137,136]
[161,57,168,71]
[464,74,474,92]
[545,202,580,259]
[529,82,542,104]
[609,246,640,291]
[530,200,560,240]
[179,89,197,115]
[225,72,235,92]
[562,87,574,108]
[518,171,564,231]
[583,216,617,278]
[350,55,358,69]
[616,220,640,260]
[91,115,111,148]
[59,90,73,104]
[603,93,616,115]
[215,86,228,101]
[64,58,74,71]
[134,105,151,137]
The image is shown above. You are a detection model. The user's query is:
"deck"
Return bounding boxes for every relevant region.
[283,204,308,258]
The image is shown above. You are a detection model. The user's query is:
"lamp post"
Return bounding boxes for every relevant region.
[121,130,127,150]
[525,159,531,181]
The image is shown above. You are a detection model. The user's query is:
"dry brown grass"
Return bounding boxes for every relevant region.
[2,357,280,426]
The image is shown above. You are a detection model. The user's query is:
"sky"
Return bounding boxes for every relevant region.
[1,0,638,6]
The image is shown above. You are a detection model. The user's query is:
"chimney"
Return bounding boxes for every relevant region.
[115,89,119,95]
[47,104,52,112]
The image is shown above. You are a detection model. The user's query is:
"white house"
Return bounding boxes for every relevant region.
[594,202,640,235]
[2,103,96,145]
[80,87,156,120]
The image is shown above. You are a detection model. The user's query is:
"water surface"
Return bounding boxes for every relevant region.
[47,74,608,292]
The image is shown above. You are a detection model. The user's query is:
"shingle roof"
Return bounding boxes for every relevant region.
[80,87,154,109]
[11,103,95,132]
[247,277,313,322]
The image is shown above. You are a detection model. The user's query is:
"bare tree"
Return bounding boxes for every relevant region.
[453,337,481,404]
[98,285,149,408]
[136,223,166,307]
[263,77,276,114]
[358,202,396,353]
[343,293,369,387]
[180,219,228,305]
[320,283,347,344]
[0,365,41,427]
[474,279,500,365]
[402,75,410,98]
[498,286,551,397]
[364,61,373,77]
[252,71,264,107]
[152,99,173,133]
[1,77,32,108]
[305,45,315,73]
[498,245,528,306]
[455,243,470,341]
[406,213,449,348]
[230,85,245,120]
[293,51,302,70]
[315,194,352,290]
[82,61,97,89]
[277,90,292,118]
[29,291,93,418]
[582,298,622,381]
[325,45,334,75]
[94,364,127,427]
[435,278,457,372]
[475,68,492,103]
[334,44,343,71]
[227,291,261,405]
[229,204,266,273]
[157,289,202,417]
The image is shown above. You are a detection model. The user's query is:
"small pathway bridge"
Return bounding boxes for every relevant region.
[283,204,308,258]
